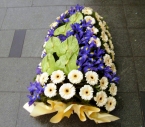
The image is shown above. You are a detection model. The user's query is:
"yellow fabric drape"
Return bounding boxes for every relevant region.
[23,100,119,124]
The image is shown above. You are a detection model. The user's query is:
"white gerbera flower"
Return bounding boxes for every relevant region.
[44,83,57,98]
[105,96,116,111]
[109,83,117,96]
[79,85,93,100]
[51,70,65,84]
[101,31,108,42]
[92,26,99,34]
[103,54,112,67]
[94,91,107,107]
[59,83,75,100]
[85,71,99,85]
[50,21,58,28]
[110,63,116,73]
[82,7,93,15]
[39,72,49,86]
[84,16,96,25]
[99,77,108,90]
[68,70,83,84]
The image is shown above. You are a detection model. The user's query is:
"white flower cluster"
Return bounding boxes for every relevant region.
[36,69,117,112]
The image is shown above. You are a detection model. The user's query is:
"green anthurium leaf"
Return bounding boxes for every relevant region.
[54,23,72,36]
[55,55,67,72]
[67,36,79,54]
[69,12,83,24]
[54,12,83,36]
[56,39,68,57]
[64,53,78,74]
[54,24,67,36]
[41,53,56,75]
[41,55,50,73]
[45,37,61,54]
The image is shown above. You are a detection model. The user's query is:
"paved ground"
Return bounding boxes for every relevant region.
[0,0,145,127]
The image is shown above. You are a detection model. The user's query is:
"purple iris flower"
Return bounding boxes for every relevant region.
[111,73,120,84]
[68,5,84,15]
[58,35,67,42]
[47,29,54,37]
[27,82,44,105]
[36,67,42,75]
[75,4,84,12]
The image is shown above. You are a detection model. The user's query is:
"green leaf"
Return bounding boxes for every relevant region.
[41,55,50,73]
[45,37,61,54]
[66,36,79,54]
[64,53,78,74]
[54,12,83,36]
[69,12,83,24]
[41,53,56,75]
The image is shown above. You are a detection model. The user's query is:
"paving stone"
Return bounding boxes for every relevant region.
[112,93,143,127]
[0,8,7,29]
[16,93,47,127]
[87,6,126,28]
[122,0,145,5]
[124,6,145,28]
[115,57,138,92]
[109,28,132,56]
[22,29,47,57]
[32,0,122,6]
[0,0,32,7]
[135,57,145,91]
[9,30,26,57]
[0,58,41,92]
[140,91,145,126]
[2,7,66,29]
[0,30,15,57]
[0,92,20,127]
[128,29,145,56]
[19,93,120,127]
[84,0,122,5]
[32,0,84,6]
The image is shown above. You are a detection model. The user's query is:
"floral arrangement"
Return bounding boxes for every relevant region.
[23,5,120,124]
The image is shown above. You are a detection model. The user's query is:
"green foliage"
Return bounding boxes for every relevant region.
[54,12,83,35]
[42,36,79,75]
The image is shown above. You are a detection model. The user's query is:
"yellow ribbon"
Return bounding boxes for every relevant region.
[23,100,119,123]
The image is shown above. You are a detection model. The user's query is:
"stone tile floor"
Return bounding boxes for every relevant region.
[0,0,145,127]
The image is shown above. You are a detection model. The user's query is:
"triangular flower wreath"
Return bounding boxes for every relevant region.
[24,5,120,124]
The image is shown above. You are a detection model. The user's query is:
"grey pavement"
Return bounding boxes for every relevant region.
[0,0,144,127]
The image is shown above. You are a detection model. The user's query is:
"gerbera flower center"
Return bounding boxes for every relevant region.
[65,89,69,93]
[49,89,52,92]
[86,91,89,94]
[100,97,102,100]
[90,76,94,79]
[56,75,60,78]
[74,74,77,78]
[109,102,112,105]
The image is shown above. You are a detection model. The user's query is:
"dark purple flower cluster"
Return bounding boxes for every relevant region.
[68,4,84,15]
[27,82,44,105]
